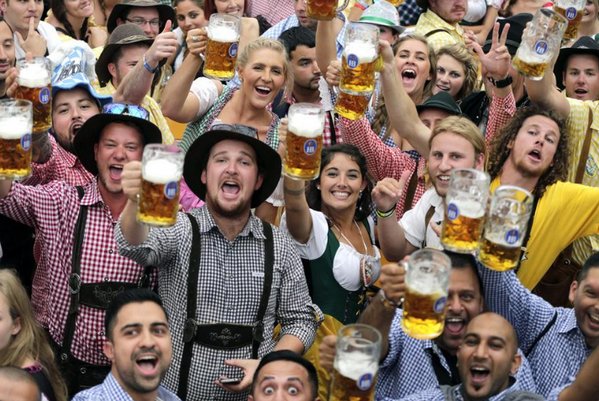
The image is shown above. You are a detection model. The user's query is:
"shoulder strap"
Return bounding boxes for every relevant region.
[425,28,450,38]
[59,186,87,362]
[252,221,274,358]
[514,196,539,274]
[422,205,437,248]
[177,213,202,400]
[575,109,594,183]
[525,311,557,357]
[403,170,419,211]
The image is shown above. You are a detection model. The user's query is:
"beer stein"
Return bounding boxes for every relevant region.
[479,186,534,272]
[340,23,379,96]
[402,249,451,340]
[306,0,350,21]
[204,14,240,81]
[387,0,404,6]
[0,100,33,180]
[137,144,185,227]
[512,8,567,80]
[15,58,52,134]
[553,0,586,42]
[441,168,490,254]
[329,324,381,401]
[284,103,324,180]
[334,91,372,120]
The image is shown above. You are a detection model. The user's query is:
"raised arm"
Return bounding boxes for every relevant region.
[315,19,340,76]
[282,176,312,244]
[113,20,178,104]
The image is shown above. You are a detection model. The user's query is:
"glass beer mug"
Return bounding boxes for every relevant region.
[15,58,52,134]
[478,186,534,271]
[441,168,490,254]
[553,0,586,42]
[0,99,33,180]
[512,8,567,80]
[284,103,324,180]
[329,324,381,401]
[334,91,372,120]
[204,14,240,81]
[401,249,451,340]
[137,144,185,227]
[340,23,379,96]
[307,0,350,21]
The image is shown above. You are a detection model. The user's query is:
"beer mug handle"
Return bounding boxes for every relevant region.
[337,0,350,12]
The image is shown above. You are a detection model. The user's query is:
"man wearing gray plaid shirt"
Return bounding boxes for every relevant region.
[116,124,322,401]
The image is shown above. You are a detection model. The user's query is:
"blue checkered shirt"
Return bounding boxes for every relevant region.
[478,264,593,397]
[398,0,423,26]
[375,309,537,400]
[395,379,543,401]
[72,373,181,401]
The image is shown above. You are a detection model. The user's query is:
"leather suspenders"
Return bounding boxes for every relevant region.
[177,213,275,399]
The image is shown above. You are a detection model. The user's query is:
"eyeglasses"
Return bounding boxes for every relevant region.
[211,123,258,139]
[126,17,161,27]
[102,103,150,121]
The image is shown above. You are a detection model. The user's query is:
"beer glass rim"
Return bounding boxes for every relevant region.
[144,143,184,154]
[348,21,380,33]
[450,168,490,182]
[337,323,382,344]
[209,13,241,24]
[408,248,452,267]
[289,102,325,113]
[493,185,534,201]
[537,7,568,25]
[16,57,51,66]
[0,99,33,110]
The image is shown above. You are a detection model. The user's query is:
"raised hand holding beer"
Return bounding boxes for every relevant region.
[185,27,208,57]
[121,161,143,203]
[325,60,342,87]
[0,99,33,180]
[204,14,241,81]
[283,103,324,180]
[14,57,51,134]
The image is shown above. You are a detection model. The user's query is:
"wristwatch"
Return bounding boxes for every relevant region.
[488,75,513,88]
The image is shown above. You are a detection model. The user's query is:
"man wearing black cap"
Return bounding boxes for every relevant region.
[116,125,321,401]
[0,103,162,395]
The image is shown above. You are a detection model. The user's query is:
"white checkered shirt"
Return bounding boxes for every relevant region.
[0,178,157,365]
[72,372,181,401]
[116,206,322,401]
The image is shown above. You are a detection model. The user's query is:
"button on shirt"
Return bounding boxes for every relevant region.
[376,310,536,400]
[0,179,156,366]
[479,265,593,397]
[115,206,322,401]
[72,372,181,401]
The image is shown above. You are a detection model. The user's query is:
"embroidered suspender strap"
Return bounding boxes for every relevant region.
[59,186,87,363]
[177,213,202,400]
[525,311,557,357]
[425,28,450,38]
[575,109,594,183]
[253,221,274,359]
[514,196,539,274]
[421,205,436,248]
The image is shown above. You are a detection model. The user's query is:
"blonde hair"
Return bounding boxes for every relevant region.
[436,43,480,101]
[236,37,292,92]
[429,116,487,166]
[0,270,67,401]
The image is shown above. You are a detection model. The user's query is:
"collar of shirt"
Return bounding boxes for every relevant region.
[454,377,519,401]
[80,177,106,207]
[421,9,463,34]
[47,133,81,169]
[555,307,581,335]
[195,206,266,240]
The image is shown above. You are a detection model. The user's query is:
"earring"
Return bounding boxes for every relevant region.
[316,185,321,190]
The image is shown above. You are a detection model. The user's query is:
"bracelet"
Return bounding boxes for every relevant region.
[375,204,396,219]
[143,55,159,74]
[378,289,402,310]
[354,1,367,10]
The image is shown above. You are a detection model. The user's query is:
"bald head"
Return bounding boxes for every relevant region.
[0,367,41,401]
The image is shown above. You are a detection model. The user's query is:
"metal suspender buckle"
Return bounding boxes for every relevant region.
[69,273,82,294]
[183,318,197,343]
[252,321,264,342]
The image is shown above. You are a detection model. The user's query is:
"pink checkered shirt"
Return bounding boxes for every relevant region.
[23,134,93,187]
[339,117,427,218]
[0,178,157,365]
[246,0,295,26]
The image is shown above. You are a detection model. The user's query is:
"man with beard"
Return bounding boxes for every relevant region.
[72,289,180,401]
[0,19,15,99]
[319,252,535,400]
[414,0,467,51]
[0,103,162,395]
[399,313,543,401]
[116,124,321,401]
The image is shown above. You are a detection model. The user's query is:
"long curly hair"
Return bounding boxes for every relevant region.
[306,144,373,222]
[0,270,67,401]
[487,106,569,198]
[51,0,90,40]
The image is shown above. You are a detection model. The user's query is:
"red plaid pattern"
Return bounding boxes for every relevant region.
[0,179,156,365]
[486,91,517,147]
[24,135,93,187]
[339,117,427,218]
[246,0,295,26]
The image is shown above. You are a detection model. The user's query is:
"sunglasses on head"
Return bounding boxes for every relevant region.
[102,103,150,121]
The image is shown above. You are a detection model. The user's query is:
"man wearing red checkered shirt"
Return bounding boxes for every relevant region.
[0,103,162,397]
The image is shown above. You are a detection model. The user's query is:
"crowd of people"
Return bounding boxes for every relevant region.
[1,0,599,400]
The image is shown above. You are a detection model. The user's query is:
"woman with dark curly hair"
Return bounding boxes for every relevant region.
[280,143,380,400]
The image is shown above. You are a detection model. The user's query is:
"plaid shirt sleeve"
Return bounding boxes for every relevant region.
[486,91,516,148]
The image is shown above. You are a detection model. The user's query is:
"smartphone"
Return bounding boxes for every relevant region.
[219,377,243,385]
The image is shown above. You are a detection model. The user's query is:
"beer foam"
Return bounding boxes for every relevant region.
[335,355,378,381]
[343,42,378,64]
[18,63,50,87]
[207,25,239,42]
[288,118,323,138]
[451,198,485,219]
[0,117,31,139]
[143,159,182,184]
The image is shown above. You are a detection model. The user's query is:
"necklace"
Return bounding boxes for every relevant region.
[333,221,374,287]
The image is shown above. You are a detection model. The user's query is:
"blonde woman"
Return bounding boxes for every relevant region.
[433,43,480,102]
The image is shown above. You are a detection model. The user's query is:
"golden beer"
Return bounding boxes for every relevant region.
[0,108,32,179]
[387,0,404,5]
[285,129,323,180]
[329,363,377,401]
[441,200,485,253]
[554,5,584,41]
[137,148,184,227]
[478,234,522,272]
[15,85,52,134]
[204,37,238,81]
[512,55,548,80]
[340,49,378,96]
[402,287,446,340]
[306,0,338,20]
[334,91,371,120]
